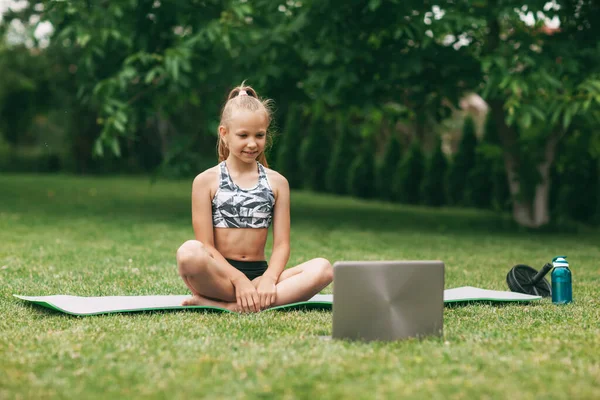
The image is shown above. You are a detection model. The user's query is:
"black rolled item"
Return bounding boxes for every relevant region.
[506,263,553,297]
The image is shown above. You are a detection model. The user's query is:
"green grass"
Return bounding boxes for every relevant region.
[1,173,599,399]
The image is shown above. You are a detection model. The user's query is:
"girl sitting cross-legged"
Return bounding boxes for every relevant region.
[176,83,333,313]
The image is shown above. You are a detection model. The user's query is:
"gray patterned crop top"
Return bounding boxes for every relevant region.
[211,161,275,228]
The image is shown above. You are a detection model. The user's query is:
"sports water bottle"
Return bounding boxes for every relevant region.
[551,256,572,304]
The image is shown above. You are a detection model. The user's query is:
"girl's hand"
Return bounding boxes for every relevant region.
[255,275,277,310]
[233,277,260,313]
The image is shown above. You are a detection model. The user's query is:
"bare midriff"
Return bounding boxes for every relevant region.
[213,227,268,261]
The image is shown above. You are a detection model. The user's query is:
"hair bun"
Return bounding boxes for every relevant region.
[227,88,240,100]
[227,84,258,100]
[245,87,258,98]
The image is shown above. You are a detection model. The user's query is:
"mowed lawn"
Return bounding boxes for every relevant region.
[1,173,599,400]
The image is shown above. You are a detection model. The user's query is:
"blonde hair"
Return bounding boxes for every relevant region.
[217,82,274,167]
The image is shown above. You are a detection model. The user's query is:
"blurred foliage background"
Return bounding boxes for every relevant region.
[0,0,599,228]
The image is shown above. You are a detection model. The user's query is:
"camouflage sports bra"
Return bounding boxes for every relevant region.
[211,161,275,228]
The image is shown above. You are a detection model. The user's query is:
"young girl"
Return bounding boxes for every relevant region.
[177,84,333,313]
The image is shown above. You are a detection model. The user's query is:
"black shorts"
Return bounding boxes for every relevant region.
[226,259,268,281]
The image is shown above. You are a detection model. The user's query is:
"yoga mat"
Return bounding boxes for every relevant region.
[14,287,541,316]
[443,286,541,303]
[13,294,334,315]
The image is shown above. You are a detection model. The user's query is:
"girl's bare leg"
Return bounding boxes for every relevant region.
[177,240,333,311]
[253,258,333,307]
[176,240,240,311]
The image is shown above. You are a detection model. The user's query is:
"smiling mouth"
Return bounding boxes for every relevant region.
[242,151,258,156]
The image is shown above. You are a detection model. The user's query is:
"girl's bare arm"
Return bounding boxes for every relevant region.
[191,170,248,284]
[264,172,291,282]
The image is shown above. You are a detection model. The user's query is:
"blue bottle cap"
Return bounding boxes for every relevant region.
[552,256,569,268]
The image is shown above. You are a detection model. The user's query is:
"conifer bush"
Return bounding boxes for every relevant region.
[466,153,492,209]
[421,138,447,207]
[376,133,402,201]
[596,160,600,225]
[480,114,511,211]
[550,133,599,224]
[466,114,496,208]
[347,135,376,199]
[299,114,332,192]
[326,122,355,195]
[446,116,478,205]
[393,140,425,204]
[491,163,511,212]
[274,105,305,189]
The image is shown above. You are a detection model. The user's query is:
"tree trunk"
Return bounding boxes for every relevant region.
[510,165,552,228]
[484,12,565,228]
[489,100,561,228]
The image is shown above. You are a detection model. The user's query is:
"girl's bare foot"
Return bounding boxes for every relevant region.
[181,295,240,312]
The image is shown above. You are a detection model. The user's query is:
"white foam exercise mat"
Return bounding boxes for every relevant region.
[443,286,542,302]
[14,287,541,316]
[13,294,334,315]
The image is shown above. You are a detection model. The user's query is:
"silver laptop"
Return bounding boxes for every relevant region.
[332,261,444,341]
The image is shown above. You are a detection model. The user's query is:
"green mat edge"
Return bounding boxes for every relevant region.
[13,295,334,316]
[444,297,542,303]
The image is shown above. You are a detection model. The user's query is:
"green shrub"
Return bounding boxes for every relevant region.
[0,145,61,173]
[480,114,511,211]
[347,135,376,199]
[393,140,425,204]
[299,114,332,192]
[466,115,497,208]
[447,116,478,205]
[421,138,447,207]
[274,105,305,189]
[466,152,492,209]
[491,163,511,212]
[376,133,402,201]
[550,132,599,224]
[596,160,600,225]
[326,123,356,195]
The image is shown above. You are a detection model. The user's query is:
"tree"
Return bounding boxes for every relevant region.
[439,0,600,227]
[0,46,53,146]
[2,1,295,165]
[5,0,600,228]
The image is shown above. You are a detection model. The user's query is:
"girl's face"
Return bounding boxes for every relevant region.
[220,110,268,163]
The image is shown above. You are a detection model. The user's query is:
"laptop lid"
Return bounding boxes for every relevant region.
[332,261,444,341]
